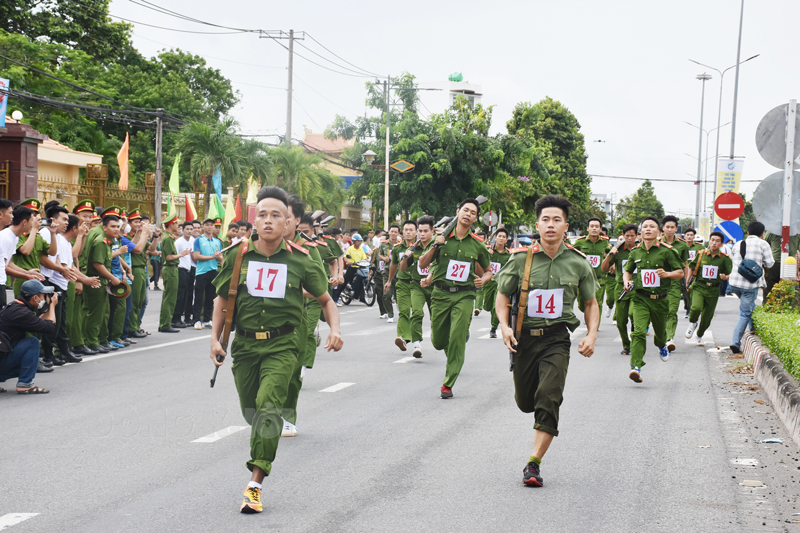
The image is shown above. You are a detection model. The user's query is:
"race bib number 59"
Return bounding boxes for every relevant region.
[246,261,287,298]
[445,260,471,282]
[527,289,564,318]
[586,255,601,268]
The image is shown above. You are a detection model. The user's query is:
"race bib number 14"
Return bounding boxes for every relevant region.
[527,289,564,318]
[246,261,287,298]
[445,260,471,282]
[640,269,660,288]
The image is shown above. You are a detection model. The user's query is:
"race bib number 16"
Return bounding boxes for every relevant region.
[246,261,287,298]
[445,260,471,282]
[640,269,660,288]
[527,288,564,318]
[702,265,719,279]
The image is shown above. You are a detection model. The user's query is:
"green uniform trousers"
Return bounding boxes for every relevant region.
[430,288,474,388]
[230,331,298,475]
[283,300,321,425]
[614,283,633,350]
[482,280,500,329]
[630,292,668,368]
[373,270,388,316]
[689,287,719,338]
[512,328,571,437]
[130,266,147,333]
[67,281,84,349]
[474,287,483,310]
[578,278,606,326]
[410,282,432,343]
[381,272,395,318]
[665,282,682,341]
[110,293,126,342]
[12,277,24,298]
[604,278,615,309]
[395,280,413,342]
[159,266,178,330]
[84,285,109,348]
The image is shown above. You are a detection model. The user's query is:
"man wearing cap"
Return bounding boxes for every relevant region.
[83,207,125,353]
[11,199,57,298]
[191,218,223,329]
[159,214,187,333]
[67,199,95,351]
[0,279,59,393]
[213,218,223,247]
[128,210,156,337]
[173,221,196,328]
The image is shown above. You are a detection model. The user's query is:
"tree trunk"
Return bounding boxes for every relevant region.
[205,178,212,219]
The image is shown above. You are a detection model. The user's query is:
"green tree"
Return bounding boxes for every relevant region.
[738,192,755,230]
[271,145,346,215]
[613,180,665,234]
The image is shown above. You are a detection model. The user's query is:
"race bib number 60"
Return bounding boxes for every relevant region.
[527,288,564,318]
[445,260,471,282]
[640,269,660,288]
[246,261,287,298]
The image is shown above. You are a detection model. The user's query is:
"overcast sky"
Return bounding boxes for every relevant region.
[110,0,798,220]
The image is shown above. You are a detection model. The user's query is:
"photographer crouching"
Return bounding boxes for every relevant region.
[0,280,58,394]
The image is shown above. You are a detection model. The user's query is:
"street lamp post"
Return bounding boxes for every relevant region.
[684,121,731,211]
[694,73,712,229]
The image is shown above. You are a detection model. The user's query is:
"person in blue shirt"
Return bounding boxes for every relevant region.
[107,231,134,349]
[191,218,222,329]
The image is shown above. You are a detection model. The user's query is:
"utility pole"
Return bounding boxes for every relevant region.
[285,29,294,145]
[694,74,712,229]
[384,76,390,231]
[154,109,163,227]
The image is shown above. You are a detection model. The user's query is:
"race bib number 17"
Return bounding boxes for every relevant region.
[640,269,660,288]
[445,260,471,282]
[246,261,287,298]
[527,289,564,318]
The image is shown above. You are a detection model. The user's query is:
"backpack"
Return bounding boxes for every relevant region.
[737,239,763,283]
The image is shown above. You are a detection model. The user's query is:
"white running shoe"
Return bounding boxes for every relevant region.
[395,337,407,351]
[696,335,704,346]
[336,301,343,307]
[605,306,613,318]
[387,317,394,323]
[379,314,388,319]
[281,420,297,437]
[194,321,203,330]
[685,322,698,339]
[666,339,676,352]
[412,343,422,358]
[203,321,212,328]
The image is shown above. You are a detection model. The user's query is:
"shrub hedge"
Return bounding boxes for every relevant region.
[753,307,800,381]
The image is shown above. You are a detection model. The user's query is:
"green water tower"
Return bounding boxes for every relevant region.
[448,72,463,82]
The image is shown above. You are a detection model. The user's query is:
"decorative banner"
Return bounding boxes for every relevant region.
[223,193,236,230]
[698,214,710,241]
[716,158,744,195]
[0,78,8,128]
[212,164,222,200]
[184,193,197,222]
[234,194,242,222]
[169,153,181,195]
[246,177,259,205]
[117,132,130,190]
[166,192,177,222]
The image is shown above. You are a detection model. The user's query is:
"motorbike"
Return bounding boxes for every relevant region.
[339,259,376,306]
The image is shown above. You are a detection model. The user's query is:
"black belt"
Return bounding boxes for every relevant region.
[525,324,567,337]
[697,281,720,287]
[236,325,294,340]
[398,278,420,284]
[636,289,668,300]
[133,265,147,269]
[434,283,477,293]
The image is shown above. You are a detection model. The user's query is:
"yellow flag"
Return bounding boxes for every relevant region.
[223,193,236,231]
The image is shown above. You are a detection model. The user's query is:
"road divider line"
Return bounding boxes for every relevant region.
[320,382,355,392]
[394,357,415,364]
[192,426,249,443]
[74,335,212,363]
[0,513,39,529]
[478,334,491,340]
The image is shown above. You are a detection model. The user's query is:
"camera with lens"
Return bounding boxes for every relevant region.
[41,218,52,227]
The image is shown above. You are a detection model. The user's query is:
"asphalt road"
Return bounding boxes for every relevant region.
[1,289,798,532]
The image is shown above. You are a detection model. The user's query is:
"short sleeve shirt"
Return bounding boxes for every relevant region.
[688,250,733,287]
[572,236,612,279]
[212,238,329,332]
[12,231,49,271]
[131,233,151,268]
[486,246,512,284]
[430,231,491,287]
[686,242,705,263]
[391,242,414,281]
[193,235,221,276]
[86,234,113,285]
[624,241,685,293]
[0,228,19,285]
[496,242,598,331]
[161,234,179,267]
[609,242,635,285]
[406,240,435,281]
[660,236,689,264]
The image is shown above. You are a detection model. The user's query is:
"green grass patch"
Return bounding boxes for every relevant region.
[753,307,800,381]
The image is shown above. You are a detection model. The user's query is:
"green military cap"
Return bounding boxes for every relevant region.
[100,205,124,219]
[106,282,131,299]
[18,198,41,211]
[163,213,179,227]
[128,208,142,221]
[213,217,222,226]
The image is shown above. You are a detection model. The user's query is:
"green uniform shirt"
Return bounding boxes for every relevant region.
[688,249,733,288]
[430,230,490,288]
[162,234,179,267]
[79,226,105,274]
[323,236,343,263]
[572,236,612,279]
[608,242,635,284]
[86,234,113,285]
[764,232,800,257]
[406,240,435,281]
[686,242,705,264]
[659,236,689,264]
[315,237,333,264]
[495,242,597,331]
[624,241,685,293]
[488,246,512,275]
[130,235,150,268]
[12,232,49,271]
[377,241,393,273]
[213,238,329,332]
[391,242,414,281]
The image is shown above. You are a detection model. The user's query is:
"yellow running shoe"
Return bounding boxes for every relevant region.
[240,486,262,514]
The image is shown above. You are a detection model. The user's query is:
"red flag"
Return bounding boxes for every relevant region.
[184,194,197,222]
[117,132,129,190]
[234,194,242,222]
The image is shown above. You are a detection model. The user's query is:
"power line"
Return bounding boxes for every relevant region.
[294,74,359,117]
[590,173,762,183]
[260,34,371,78]
[131,32,284,69]
[305,33,381,77]
[292,96,322,131]
[131,0,256,32]
[294,41,375,78]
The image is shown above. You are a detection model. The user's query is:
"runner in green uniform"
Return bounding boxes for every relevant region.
[659,215,689,352]
[399,215,435,358]
[209,186,342,515]
[418,199,492,399]
[482,227,511,338]
[495,195,599,488]
[682,228,705,318]
[572,218,612,327]
[601,223,638,355]
[387,220,417,351]
[623,217,685,383]
[684,231,733,346]
[377,225,398,320]
[473,231,487,317]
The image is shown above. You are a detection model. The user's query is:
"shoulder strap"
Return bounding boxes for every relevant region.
[220,243,246,350]
[740,239,746,257]
[515,246,534,339]
[692,250,706,278]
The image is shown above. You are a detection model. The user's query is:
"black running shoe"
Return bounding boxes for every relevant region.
[489,329,497,338]
[440,385,453,399]
[523,461,543,487]
[621,348,630,356]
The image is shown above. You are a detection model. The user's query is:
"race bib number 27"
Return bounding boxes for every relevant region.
[445,260,471,282]
[246,261,287,298]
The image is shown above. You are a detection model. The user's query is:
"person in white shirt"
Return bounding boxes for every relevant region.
[0,198,13,306]
[728,221,775,353]
[0,206,46,309]
[173,221,196,327]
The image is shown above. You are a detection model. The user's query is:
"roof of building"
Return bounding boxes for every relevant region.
[302,132,355,154]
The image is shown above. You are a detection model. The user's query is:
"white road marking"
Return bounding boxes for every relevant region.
[613,335,621,343]
[0,513,39,529]
[478,327,490,331]
[570,327,586,340]
[350,327,394,336]
[320,382,355,392]
[73,335,212,363]
[477,334,491,339]
[394,357,416,364]
[192,426,249,443]
[685,330,713,346]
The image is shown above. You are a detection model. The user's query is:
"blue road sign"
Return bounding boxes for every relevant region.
[713,220,744,243]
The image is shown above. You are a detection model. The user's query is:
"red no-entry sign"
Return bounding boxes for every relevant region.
[714,192,745,221]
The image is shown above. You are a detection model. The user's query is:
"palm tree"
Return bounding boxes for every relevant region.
[174,118,248,217]
[239,138,275,187]
[271,145,346,215]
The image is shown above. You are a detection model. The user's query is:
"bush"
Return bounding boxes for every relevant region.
[764,280,799,313]
[753,307,800,381]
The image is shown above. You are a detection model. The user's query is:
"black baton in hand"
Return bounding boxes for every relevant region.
[210,354,225,388]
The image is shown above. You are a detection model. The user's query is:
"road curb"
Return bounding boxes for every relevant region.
[742,332,800,449]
